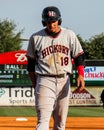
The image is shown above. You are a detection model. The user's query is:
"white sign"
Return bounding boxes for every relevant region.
[0,87,103,106]
[0,87,35,106]
[84,66,104,81]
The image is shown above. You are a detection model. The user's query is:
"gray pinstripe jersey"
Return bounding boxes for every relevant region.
[26,27,84,75]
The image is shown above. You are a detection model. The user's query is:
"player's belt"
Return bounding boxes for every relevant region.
[38,73,69,78]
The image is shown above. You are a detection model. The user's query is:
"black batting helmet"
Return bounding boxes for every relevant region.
[42,6,62,26]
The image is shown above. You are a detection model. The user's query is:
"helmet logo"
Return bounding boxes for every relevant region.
[48,11,56,17]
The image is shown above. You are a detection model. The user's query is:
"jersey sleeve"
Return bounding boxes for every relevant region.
[70,31,85,77]
[70,31,84,58]
[26,35,35,59]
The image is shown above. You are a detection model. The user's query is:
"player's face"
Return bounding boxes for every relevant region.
[46,20,60,33]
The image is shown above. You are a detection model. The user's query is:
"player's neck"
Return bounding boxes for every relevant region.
[45,27,61,38]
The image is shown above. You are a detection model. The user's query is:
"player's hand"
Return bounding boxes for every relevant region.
[77,75,85,92]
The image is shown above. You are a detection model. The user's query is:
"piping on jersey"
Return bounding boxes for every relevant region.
[51,39,59,77]
[51,39,58,108]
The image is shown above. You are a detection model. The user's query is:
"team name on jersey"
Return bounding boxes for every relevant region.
[41,44,69,58]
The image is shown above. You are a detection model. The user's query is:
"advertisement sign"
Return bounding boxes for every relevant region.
[0,50,32,86]
[0,50,27,64]
[0,86,103,106]
[84,66,104,81]
[84,66,104,85]
[69,88,97,106]
[0,87,35,106]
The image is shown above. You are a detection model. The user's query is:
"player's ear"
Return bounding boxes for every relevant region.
[42,21,46,26]
[58,18,62,25]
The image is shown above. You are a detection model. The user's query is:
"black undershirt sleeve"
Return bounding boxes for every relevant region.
[74,53,85,67]
[27,58,35,72]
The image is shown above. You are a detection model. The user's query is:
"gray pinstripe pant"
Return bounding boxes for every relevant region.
[35,75,70,130]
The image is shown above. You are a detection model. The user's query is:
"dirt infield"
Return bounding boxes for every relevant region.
[0,117,104,130]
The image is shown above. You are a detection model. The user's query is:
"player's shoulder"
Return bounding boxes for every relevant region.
[61,27,76,34]
[30,28,45,38]
[61,27,76,36]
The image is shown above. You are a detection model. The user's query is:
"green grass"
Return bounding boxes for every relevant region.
[0,106,104,117]
[0,106,36,116]
[68,107,104,117]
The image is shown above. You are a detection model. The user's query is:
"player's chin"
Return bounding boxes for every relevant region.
[49,28,56,33]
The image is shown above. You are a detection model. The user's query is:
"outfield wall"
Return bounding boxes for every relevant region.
[0,51,104,106]
[0,86,103,106]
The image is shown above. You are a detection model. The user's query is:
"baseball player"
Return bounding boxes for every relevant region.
[26,6,85,130]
